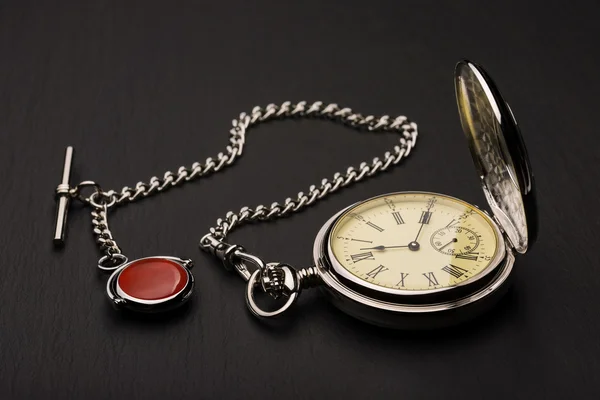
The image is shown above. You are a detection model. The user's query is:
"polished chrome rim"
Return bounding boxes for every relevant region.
[320,191,507,304]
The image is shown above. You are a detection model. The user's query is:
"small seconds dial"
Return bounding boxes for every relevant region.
[430,226,479,255]
[328,192,499,291]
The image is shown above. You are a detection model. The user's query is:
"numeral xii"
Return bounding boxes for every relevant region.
[419,211,432,224]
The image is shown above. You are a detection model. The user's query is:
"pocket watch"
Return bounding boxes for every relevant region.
[200,60,537,328]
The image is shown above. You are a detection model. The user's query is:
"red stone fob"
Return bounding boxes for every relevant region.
[105,256,194,313]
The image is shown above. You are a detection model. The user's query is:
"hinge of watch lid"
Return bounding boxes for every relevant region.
[481,208,516,251]
[491,213,516,251]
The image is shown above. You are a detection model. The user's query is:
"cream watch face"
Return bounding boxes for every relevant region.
[328,192,500,292]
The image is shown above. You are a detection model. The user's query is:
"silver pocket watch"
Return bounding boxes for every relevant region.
[200,60,537,328]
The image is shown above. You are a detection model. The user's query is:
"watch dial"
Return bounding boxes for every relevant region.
[328,192,500,291]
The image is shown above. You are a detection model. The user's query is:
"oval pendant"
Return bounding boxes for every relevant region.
[106,256,194,313]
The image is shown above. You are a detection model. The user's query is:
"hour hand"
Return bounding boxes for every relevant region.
[360,245,386,251]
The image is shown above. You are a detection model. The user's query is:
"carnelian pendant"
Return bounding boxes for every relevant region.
[106,256,194,313]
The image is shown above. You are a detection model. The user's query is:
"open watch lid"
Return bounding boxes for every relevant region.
[454,60,537,254]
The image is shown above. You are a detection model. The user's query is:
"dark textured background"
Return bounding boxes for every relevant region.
[1,1,599,399]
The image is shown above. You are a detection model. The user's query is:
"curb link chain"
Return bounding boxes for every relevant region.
[200,101,418,245]
[91,205,122,257]
[198,101,418,316]
[66,101,418,271]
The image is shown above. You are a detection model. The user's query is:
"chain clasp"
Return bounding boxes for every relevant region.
[200,233,323,318]
[53,147,75,246]
[53,146,117,246]
[245,263,301,318]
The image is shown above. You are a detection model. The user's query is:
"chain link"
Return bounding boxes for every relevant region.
[97,101,417,212]
[199,100,418,245]
[75,100,417,259]
[99,110,246,208]
[198,101,418,315]
[91,205,122,257]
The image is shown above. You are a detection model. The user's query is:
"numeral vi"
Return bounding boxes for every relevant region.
[397,272,409,287]
[423,272,439,286]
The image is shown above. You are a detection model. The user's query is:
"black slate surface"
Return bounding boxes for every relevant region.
[1,1,599,399]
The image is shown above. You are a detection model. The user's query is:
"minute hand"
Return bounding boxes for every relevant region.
[413,222,426,242]
[413,205,433,242]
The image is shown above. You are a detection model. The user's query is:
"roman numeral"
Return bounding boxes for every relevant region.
[441,264,469,278]
[365,221,384,232]
[422,272,439,286]
[350,238,372,243]
[397,272,409,287]
[366,265,389,279]
[350,252,374,263]
[392,211,405,224]
[455,253,479,261]
[419,211,432,224]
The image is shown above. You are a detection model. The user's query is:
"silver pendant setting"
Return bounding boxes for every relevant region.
[103,256,194,313]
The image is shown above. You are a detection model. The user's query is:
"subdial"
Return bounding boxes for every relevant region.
[430,226,479,255]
